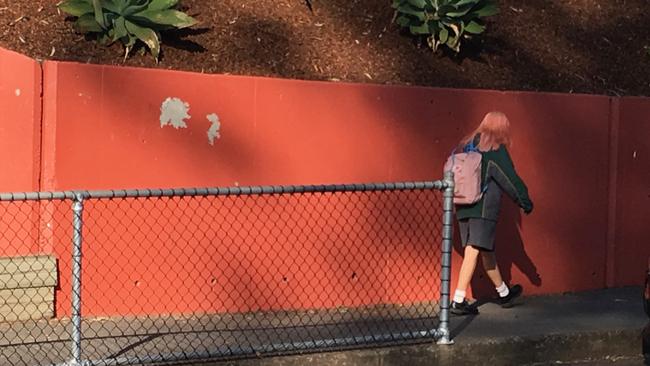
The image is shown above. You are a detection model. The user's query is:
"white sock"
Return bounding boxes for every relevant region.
[453,289,466,303]
[496,282,509,298]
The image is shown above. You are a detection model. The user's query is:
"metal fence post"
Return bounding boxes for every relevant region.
[437,171,454,345]
[71,193,85,365]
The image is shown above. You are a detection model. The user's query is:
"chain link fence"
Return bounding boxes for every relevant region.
[0,198,74,366]
[0,177,454,366]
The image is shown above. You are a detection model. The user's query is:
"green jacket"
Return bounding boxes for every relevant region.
[455,143,533,221]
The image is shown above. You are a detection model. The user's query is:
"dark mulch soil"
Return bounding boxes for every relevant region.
[0,0,648,96]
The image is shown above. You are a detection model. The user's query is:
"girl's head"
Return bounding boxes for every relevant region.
[462,111,512,151]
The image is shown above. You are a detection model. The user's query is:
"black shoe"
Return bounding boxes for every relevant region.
[499,284,523,308]
[451,300,479,316]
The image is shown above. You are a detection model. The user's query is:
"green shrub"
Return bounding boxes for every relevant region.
[392,0,498,53]
[58,0,197,61]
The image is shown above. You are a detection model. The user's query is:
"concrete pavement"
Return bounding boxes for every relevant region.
[206,287,647,366]
[2,286,646,366]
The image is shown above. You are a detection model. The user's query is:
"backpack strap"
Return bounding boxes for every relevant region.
[466,138,489,193]
[463,139,480,153]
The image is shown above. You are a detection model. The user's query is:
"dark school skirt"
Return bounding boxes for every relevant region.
[458,218,497,251]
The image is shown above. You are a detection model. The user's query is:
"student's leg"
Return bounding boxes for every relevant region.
[451,245,481,315]
[481,250,503,287]
[481,250,522,306]
[454,245,480,301]
[452,219,480,314]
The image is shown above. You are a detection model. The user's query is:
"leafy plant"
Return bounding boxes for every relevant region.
[392,0,498,53]
[57,0,197,61]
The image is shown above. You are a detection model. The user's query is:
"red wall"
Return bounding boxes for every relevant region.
[615,97,650,286]
[0,48,43,256]
[0,49,647,317]
[40,61,615,315]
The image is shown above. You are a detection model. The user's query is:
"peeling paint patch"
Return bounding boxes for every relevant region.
[207,113,222,145]
[160,97,191,129]
[14,89,20,97]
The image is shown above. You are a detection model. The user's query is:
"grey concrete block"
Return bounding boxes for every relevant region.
[0,287,53,305]
[0,301,53,322]
[0,255,57,289]
[0,255,56,274]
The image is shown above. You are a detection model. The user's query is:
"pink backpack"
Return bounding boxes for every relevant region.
[443,147,484,205]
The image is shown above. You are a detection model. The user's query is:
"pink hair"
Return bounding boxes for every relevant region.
[461,111,512,151]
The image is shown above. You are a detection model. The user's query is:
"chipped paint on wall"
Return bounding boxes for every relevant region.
[207,113,221,145]
[160,97,191,129]
[14,89,20,97]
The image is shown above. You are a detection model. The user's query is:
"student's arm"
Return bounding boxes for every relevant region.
[486,146,534,214]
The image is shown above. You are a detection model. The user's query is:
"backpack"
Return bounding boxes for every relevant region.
[443,142,484,205]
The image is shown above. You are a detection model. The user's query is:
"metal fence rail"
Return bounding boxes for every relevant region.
[0,176,454,366]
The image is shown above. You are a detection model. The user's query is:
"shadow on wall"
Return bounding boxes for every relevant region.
[453,200,542,300]
[496,201,542,289]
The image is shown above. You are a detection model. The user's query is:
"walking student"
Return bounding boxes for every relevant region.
[449,111,534,315]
